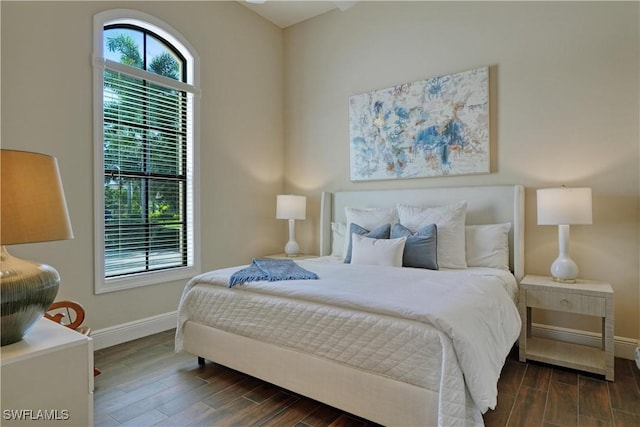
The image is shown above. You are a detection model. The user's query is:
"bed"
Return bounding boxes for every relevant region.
[176,185,525,426]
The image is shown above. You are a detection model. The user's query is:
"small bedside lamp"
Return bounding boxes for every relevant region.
[276,195,306,257]
[537,187,592,283]
[1,149,74,346]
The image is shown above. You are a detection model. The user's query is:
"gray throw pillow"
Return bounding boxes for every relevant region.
[391,223,438,270]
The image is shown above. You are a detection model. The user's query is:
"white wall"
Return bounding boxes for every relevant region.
[1,1,285,331]
[283,1,640,341]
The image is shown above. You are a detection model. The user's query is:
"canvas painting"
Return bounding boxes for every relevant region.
[349,67,490,181]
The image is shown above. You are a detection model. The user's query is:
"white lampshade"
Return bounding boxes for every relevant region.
[537,187,592,225]
[276,195,306,220]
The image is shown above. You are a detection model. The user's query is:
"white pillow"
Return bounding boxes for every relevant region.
[343,207,398,259]
[331,222,346,257]
[397,201,467,269]
[350,234,406,267]
[465,223,511,270]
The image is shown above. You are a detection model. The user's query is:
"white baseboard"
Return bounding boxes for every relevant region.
[92,311,178,350]
[532,323,638,360]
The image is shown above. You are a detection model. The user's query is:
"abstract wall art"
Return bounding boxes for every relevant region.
[349,67,490,181]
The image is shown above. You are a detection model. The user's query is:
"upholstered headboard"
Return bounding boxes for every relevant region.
[319,185,525,281]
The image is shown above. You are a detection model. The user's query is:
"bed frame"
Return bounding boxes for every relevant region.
[182,184,525,425]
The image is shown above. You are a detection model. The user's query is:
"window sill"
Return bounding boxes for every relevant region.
[95,265,199,294]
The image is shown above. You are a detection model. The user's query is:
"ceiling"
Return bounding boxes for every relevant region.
[240,1,358,28]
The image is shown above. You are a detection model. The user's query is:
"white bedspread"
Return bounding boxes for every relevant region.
[176,259,520,426]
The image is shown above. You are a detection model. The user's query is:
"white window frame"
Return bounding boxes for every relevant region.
[93,9,201,294]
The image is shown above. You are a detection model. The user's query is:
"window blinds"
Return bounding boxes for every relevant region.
[102,63,195,278]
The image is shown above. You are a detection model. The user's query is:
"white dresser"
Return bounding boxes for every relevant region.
[0,318,94,426]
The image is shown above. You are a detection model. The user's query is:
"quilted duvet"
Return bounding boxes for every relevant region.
[176,258,521,426]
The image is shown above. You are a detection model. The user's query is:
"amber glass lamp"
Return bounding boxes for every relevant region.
[1,149,73,346]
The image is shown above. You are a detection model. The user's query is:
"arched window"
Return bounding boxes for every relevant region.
[93,10,200,293]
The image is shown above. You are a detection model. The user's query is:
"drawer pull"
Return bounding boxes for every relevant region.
[561,298,570,306]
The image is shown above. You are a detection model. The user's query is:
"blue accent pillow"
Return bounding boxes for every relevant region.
[344,223,391,263]
[391,223,438,270]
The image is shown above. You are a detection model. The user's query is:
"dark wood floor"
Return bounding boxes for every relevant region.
[485,349,640,427]
[94,329,640,427]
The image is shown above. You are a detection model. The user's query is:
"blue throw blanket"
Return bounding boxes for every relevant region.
[228,258,319,288]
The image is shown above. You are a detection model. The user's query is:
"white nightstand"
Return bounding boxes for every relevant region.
[0,318,94,425]
[518,275,614,381]
[263,254,318,260]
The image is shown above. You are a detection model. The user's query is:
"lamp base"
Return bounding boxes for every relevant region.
[550,253,579,284]
[283,219,301,257]
[284,240,300,257]
[0,246,60,346]
[552,277,577,284]
[550,224,579,284]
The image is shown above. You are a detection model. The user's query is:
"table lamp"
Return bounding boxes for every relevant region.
[537,187,592,283]
[1,149,74,346]
[276,195,306,257]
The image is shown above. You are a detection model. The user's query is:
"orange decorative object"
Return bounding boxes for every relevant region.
[45,300,100,376]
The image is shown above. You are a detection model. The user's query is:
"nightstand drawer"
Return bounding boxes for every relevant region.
[527,289,606,316]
